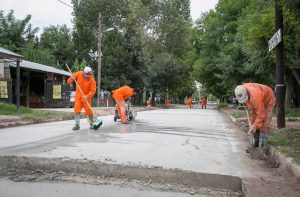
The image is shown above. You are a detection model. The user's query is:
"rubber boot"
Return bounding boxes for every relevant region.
[89,115,94,129]
[254,129,260,147]
[73,113,80,130]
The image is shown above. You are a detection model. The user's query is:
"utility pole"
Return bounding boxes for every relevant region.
[275,0,285,128]
[97,13,102,107]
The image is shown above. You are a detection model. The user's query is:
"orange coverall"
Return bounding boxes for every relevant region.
[202,97,207,109]
[67,71,96,115]
[244,83,276,132]
[187,98,193,108]
[112,86,135,123]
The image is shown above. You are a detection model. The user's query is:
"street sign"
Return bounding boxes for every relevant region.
[268,29,282,52]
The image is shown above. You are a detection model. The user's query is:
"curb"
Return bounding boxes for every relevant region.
[269,146,300,180]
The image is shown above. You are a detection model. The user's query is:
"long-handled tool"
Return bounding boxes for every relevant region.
[64,63,102,130]
[243,105,255,147]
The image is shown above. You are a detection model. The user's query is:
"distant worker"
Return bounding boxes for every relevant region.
[201,96,207,109]
[112,85,136,124]
[146,98,152,110]
[235,83,276,159]
[187,97,193,109]
[164,98,171,108]
[99,89,106,107]
[67,66,96,130]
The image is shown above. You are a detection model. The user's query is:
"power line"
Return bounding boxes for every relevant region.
[57,0,73,9]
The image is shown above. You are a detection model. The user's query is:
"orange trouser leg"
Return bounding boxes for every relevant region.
[116,100,127,123]
[82,100,93,116]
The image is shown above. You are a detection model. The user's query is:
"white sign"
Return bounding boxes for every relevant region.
[268,29,282,52]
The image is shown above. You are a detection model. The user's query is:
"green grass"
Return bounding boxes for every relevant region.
[269,128,300,164]
[217,102,228,109]
[285,108,300,117]
[230,110,247,119]
[0,102,73,123]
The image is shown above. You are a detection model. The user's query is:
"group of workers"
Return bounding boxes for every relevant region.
[67,66,136,129]
[186,96,207,109]
[68,66,276,159]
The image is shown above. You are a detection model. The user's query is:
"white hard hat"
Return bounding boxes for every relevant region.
[84,66,92,74]
[234,85,248,103]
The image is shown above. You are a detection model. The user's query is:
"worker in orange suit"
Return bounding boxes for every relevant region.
[187,97,193,109]
[235,83,276,159]
[164,98,171,108]
[67,66,96,130]
[146,98,152,110]
[201,96,207,109]
[112,85,136,124]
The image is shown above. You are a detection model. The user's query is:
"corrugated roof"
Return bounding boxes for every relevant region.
[9,60,70,76]
[0,47,22,58]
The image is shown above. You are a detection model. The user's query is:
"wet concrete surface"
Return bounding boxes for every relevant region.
[1,108,298,196]
[0,109,255,178]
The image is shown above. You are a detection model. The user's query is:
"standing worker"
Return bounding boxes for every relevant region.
[201,96,207,109]
[67,66,96,130]
[187,97,193,109]
[112,85,136,124]
[234,83,276,159]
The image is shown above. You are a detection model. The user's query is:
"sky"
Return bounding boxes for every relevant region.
[0,0,218,34]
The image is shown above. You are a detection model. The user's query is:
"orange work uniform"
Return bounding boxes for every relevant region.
[202,97,207,109]
[67,71,96,115]
[244,83,276,132]
[112,85,135,123]
[187,98,193,108]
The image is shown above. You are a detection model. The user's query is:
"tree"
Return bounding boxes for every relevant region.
[0,10,38,53]
[40,25,75,67]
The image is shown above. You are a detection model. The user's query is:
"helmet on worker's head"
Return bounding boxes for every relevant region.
[83,66,92,75]
[234,85,248,103]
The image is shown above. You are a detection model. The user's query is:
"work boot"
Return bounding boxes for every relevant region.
[89,123,94,129]
[72,124,80,130]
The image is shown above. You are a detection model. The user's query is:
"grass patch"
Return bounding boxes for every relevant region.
[285,108,300,117]
[229,110,247,119]
[269,128,300,164]
[217,102,228,109]
[0,102,73,123]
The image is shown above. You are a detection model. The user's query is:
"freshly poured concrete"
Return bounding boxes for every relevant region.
[0,109,263,179]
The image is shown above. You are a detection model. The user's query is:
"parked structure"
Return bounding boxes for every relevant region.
[0,47,71,108]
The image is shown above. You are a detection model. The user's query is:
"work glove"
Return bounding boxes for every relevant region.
[82,95,87,100]
[248,125,257,134]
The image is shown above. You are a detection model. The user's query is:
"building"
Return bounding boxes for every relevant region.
[0,47,71,108]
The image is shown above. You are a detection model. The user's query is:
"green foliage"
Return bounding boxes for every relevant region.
[217,102,228,109]
[0,102,73,123]
[0,102,32,115]
[285,108,300,117]
[269,128,300,164]
[0,10,38,53]
[40,25,75,66]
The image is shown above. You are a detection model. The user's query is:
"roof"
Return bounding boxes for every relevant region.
[8,60,71,76]
[0,47,22,59]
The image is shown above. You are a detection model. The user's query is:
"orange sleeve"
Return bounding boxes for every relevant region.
[67,72,79,84]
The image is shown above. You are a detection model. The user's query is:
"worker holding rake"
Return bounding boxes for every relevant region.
[234,83,276,159]
[67,66,96,130]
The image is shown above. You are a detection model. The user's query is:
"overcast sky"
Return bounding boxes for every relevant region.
[0,0,218,33]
